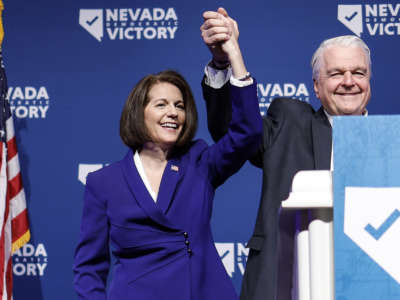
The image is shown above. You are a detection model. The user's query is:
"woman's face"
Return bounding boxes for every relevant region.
[144,82,186,149]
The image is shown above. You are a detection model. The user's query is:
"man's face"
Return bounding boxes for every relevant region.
[313,45,371,116]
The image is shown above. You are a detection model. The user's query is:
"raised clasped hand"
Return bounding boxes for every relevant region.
[200,7,240,63]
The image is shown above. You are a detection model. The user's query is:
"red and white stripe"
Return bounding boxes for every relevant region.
[0,115,30,300]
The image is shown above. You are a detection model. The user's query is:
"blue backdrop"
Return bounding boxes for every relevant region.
[4,0,400,298]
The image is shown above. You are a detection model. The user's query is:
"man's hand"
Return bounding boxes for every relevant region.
[200,7,239,66]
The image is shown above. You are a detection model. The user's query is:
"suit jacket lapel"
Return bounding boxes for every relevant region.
[157,158,183,214]
[120,150,178,229]
[312,107,332,170]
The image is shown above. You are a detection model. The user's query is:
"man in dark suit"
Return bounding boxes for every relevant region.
[200,7,371,300]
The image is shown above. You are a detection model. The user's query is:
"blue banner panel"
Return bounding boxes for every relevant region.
[333,116,400,299]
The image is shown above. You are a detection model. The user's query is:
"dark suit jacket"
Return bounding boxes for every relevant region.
[202,80,332,300]
[73,83,262,300]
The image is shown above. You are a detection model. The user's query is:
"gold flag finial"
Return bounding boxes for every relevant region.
[0,0,4,48]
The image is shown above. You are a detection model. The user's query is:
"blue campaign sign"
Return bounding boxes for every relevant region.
[333,116,400,299]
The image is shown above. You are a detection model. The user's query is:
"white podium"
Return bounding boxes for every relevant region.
[281,170,334,300]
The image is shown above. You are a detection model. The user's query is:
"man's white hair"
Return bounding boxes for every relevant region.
[311,35,371,80]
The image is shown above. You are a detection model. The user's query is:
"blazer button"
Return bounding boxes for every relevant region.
[185,240,190,245]
[187,248,192,254]
[183,232,188,238]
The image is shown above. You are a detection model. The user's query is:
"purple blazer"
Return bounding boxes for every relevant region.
[73,83,262,300]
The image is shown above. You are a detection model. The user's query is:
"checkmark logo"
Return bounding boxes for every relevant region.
[365,209,400,240]
[220,250,230,260]
[345,187,400,284]
[79,9,103,42]
[215,243,235,277]
[86,16,99,26]
[338,5,363,37]
[345,11,358,22]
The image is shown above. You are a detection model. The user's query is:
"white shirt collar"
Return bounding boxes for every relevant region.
[133,150,157,202]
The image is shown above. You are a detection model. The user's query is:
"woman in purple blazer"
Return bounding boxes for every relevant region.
[73,10,262,300]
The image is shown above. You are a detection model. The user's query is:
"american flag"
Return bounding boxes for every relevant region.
[0,2,30,299]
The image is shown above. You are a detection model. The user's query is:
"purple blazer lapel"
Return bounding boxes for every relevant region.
[157,158,183,214]
[120,150,179,229]
[312,107,332,170]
